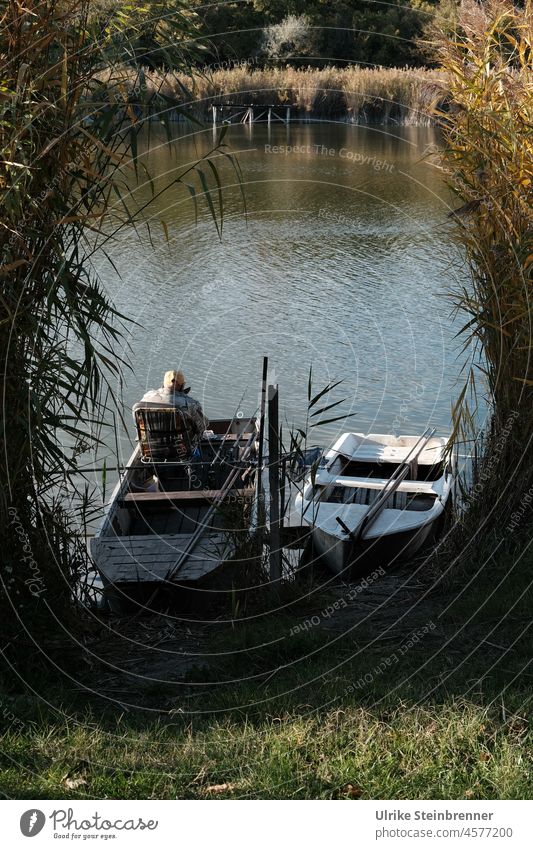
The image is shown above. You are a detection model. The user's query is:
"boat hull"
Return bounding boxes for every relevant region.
[312,518,437,576]
[89,416,259,613]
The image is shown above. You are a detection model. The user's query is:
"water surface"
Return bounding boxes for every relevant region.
[93,122,466,468]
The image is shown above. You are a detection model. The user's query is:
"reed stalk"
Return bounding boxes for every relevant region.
[434,0,533,533]
[0,0,237,668]
[105,64,446,125]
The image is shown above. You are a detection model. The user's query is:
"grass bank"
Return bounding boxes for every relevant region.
[1,532,532,800]
[107,65,446,125]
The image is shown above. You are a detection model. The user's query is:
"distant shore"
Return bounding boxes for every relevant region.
[105,65,447,126]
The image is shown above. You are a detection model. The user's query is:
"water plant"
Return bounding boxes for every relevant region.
[0,0,239,667]
[105,64,446,125]
[434,0,533,535]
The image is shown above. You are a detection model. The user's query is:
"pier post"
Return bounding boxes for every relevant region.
[268,385,282,583]
[256,356,268,538]
[286,106,290,124]
[268,107,272,126]
[212,105,217,126]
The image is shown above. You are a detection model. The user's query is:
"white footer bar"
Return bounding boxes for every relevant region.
[4,800,532,848]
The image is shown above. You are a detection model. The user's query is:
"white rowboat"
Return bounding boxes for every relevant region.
[294,431,454,575]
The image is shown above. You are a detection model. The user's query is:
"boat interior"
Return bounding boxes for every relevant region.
[323,485,438,512]
[108,415,258,538]
[311,433,449,513]
[338,457,445,482]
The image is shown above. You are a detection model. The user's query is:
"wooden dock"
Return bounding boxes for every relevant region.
[211,103,296,126]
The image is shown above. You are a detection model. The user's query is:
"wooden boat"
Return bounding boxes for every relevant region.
[294,429,453,575]
[90,407,259,613]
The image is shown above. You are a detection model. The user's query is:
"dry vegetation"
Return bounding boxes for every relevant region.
[435,0,533,532]
[107,65,446,124]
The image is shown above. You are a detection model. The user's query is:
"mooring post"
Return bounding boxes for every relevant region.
[286,106,290,124]
[212,105,217,126]
[256,356,268,537]
[280,454,286,534]
[268,107,272,126]
[268,384,281,583]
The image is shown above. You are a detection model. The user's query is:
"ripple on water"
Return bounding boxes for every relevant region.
[94,124,465,447]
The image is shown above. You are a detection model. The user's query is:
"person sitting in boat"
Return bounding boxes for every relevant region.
[134,369,208,439]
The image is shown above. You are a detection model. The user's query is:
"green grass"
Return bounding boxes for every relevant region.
[1,701,529,800]
[1,537,532,800]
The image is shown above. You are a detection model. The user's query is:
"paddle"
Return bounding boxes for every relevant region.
[165,428,258,582]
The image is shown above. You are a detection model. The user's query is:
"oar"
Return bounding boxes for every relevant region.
[335,427,436,543]
[355,427,436,540]
[165,429,258,582]
[207,388,248,468]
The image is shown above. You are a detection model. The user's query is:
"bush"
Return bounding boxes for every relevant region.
[262,14,318,64]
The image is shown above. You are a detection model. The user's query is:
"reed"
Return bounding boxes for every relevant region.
[0,0,235,667]
[110,64,446,125]
[434,0,533,533]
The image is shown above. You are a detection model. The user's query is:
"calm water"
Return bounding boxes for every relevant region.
[93,122,467,468]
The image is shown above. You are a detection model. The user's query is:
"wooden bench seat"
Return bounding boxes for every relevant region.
[202,432,253,442]
[120,487,255,508]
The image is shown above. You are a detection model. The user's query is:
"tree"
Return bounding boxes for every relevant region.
[192,0,439,68]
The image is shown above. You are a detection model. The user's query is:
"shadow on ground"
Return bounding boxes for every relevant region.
[1,534,532,799]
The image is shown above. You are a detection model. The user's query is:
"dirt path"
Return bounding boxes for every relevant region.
[79,563,445,711]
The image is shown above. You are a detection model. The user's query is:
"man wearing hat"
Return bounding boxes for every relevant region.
[135,369,208,439]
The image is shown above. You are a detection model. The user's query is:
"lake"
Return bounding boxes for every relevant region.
[93,121,467,468]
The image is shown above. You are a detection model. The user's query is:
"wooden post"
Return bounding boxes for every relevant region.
[268,384,281,583]
[256,356,268,543]
[280,454,286,534]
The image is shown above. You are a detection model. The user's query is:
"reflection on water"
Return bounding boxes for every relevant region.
[93,122,467,470]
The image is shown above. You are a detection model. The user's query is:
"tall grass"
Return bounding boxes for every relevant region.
[108,64,445,125]
[434,0,533,534]
[0,0,237,669]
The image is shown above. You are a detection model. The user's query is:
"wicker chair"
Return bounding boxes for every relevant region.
[134,406,198,462]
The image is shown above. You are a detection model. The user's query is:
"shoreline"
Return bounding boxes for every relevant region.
[104,65,447,127]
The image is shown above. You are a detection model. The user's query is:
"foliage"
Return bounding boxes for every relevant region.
[420,0,461,63]
[0,0,238,667]
[262,14,317,64]
[434,0,533,530]
[120,64,444,124]
[311,0,436,68]
[189,1,265,67]
[88,0,207,68]
[191,0,440,69]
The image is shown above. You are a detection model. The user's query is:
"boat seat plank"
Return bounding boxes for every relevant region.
[203,432,253,442]
[315,473,439,494]
[94,533,231,583]
[120,487,254,507]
